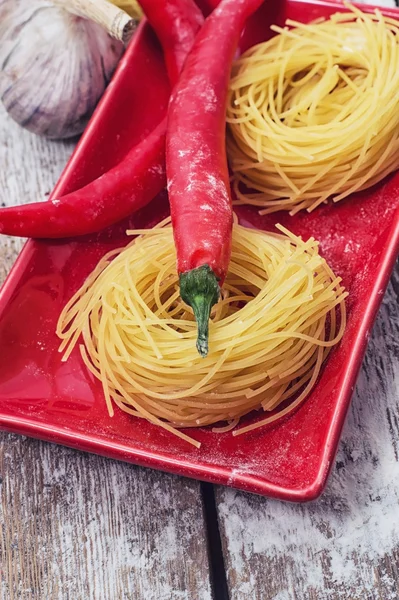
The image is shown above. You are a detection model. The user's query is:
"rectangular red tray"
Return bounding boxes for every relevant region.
[0,0,398,501]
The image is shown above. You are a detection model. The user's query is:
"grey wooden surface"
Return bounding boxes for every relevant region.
[0,106,212,600]
[1,0,399,597]
[216,269,399,599]
[1,438,212,600]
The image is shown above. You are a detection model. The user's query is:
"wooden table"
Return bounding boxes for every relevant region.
[1,1,399,597]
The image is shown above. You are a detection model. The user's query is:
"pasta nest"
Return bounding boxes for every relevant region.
[227,4,399,213]
[57,220,347,447]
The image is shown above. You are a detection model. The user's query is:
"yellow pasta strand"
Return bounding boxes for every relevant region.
[226,4,399,214]
[56,221,347,447]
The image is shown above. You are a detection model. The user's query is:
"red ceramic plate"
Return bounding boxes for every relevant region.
[0,0,398,501]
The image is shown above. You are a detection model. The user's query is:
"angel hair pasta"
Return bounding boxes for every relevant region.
[57,219,347,447]
[226,4,399,214]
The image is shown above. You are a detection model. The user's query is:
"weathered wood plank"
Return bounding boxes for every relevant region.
[0,107,74,285]
[216,268,399,600]
[0,437,212,600]
[0,107,212,600]
[216,0,399,594]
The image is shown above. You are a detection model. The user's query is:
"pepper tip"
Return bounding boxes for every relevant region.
[196,336,209,358]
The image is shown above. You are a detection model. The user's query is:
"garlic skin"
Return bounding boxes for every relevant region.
[0,0,124,139]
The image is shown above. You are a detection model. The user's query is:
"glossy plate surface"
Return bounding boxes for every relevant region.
[0,0,398,501]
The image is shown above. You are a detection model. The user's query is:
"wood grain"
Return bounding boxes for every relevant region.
[0,106,74,285]
[0,106,212,600]
[0,437,212,600]
[216,268,399,600]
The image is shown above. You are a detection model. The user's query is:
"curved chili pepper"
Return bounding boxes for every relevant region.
[0,0,204,239]
[141,0,204,86]
[167,0,264,357]
[0,124,166,238]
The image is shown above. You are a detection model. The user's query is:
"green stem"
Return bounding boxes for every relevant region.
[179,264,220,358]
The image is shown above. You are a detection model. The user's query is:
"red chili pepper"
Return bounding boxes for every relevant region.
[141,0,204,86]
[167,0,263,357]
[0,0,204,239]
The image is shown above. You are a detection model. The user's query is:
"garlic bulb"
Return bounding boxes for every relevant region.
[0,0,134,139]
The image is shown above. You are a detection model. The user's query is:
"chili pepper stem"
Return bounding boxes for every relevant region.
[179,265,220,357]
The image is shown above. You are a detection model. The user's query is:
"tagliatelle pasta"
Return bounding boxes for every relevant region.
[226,4,399,214]
[56,218,347,447]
